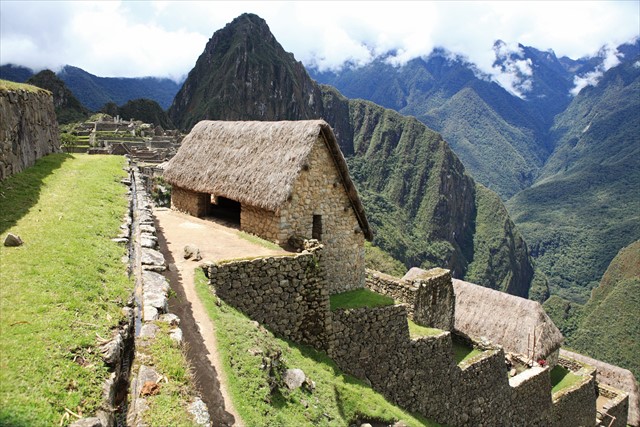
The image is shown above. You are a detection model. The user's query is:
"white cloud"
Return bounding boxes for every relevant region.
[570,44,623,96]
[1,0,638,93]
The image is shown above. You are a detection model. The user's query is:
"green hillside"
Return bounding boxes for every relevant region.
[168,13,536,296]
[571,241,640,380]
[508,58,640,303]
[26,70,89,124]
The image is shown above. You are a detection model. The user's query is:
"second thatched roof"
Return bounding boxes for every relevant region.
[163,120,372,240]
[452,278,563,360]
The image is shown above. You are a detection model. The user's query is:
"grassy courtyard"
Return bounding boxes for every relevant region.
[0,154,132,426]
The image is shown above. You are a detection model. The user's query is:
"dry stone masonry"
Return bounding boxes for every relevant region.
[206,244,330,350]
[0,86,59,180]
[206,250,630,426]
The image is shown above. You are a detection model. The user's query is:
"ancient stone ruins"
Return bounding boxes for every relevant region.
[164,119,634,426]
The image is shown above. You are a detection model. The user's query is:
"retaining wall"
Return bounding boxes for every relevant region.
[207,248,330,350]
[207,260,626,426]
[551,371,597,427]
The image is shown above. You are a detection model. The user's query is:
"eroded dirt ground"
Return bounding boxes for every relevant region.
[153,208,287,426]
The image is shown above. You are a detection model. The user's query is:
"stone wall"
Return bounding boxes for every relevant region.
[205,253,625,426]
[171,186,208,217]
[551,372,597,427]
[413,268,455,331]
[365,268,455,330]
[365,269,418,317]
[598,384,630,427]
[326,302,558,426]
[0,87,59,180]
[509,367,553,425]
[561,349,639,426]
[240,205,280,242]
[277,136,365,293]
[207,248,330,350]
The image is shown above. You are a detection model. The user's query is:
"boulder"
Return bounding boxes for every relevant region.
[283,368,306,390]
[4,233,23,247]
[184,244,202,261]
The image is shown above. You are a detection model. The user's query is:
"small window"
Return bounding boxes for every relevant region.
[312,215,322,240]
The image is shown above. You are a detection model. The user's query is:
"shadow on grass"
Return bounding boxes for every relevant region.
[0,153,72,235]
[0,412,35,427]
[156,218,237,426]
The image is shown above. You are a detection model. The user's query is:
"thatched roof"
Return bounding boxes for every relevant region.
[164,120,372,240]
[452,278,563,360]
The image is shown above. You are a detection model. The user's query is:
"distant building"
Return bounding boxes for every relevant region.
[163,120,372,292]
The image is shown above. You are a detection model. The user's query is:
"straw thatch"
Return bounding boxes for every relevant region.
[163,120,372,240]
[452,278,563,360]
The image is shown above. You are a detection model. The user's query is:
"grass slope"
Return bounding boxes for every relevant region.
[194,269,439,426]
[0,154,131,426]
[570,241,640,381]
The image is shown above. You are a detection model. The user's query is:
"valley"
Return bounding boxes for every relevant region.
[1,8,638,426]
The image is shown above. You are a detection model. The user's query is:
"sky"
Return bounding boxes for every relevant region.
[1,1,638,94]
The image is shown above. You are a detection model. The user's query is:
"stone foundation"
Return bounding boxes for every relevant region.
[171,186,208,217]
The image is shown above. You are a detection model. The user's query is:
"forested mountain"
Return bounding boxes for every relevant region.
[545,241,640,381]
[102,98,174,129]
[571,240,639,381]
[0,64,181,111]
[310,40,640,201]
[508,57,640,302]
[169,13,541,298]
[310,48,558,199]
[26,70,89,124]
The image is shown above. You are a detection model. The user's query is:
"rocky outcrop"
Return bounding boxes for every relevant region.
[0,84,60,180]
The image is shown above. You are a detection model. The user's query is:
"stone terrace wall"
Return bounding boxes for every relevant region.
[365,268,455,331]
[207,249,330,350]
[0,88,59,180]
[551,371,597,427]
[509,367,553,425]
[171,186,208,217]
[365,269,418,317]
[327,302,561,426]
[599,384,630,427]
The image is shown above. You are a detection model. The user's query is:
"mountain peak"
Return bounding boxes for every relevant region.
[169,13,324,130]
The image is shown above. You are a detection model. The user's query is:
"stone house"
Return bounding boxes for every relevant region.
[163,120,372,292]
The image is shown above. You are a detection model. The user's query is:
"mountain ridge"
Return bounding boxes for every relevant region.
[169,13,538,298]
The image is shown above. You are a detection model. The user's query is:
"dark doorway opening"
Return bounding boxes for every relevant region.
[209,196,241,226]
[312,214,323,240]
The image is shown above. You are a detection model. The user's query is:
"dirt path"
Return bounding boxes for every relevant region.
[153,208,287,426]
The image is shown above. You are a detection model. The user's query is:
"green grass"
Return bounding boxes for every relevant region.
[140,323,199,426]
[408,320,443,339]
[330,288,395,311]
[452,341,483,365]
[0,78,50,94]
[550,366,583,394]
[194,269,439,427]
[0,154,132,426]
[237,230,283,250]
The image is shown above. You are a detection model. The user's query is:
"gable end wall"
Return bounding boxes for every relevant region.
[278,136,365,293]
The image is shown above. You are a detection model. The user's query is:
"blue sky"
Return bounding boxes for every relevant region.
[1,1,638,89]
